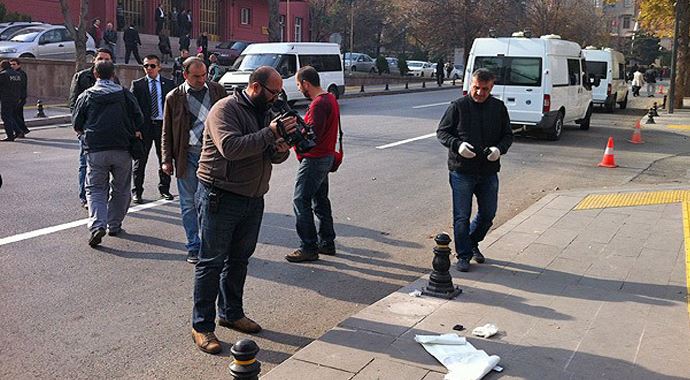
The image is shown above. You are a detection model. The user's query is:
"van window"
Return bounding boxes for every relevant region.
[567,59,581,85]
[299,54,342,72]
[233,53,297,78]
[587,61,607,80]
[618,63,626,79]
[473,56,542,86]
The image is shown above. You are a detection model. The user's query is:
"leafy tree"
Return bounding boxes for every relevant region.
[375,55,388,75]
[397,54,409,76]
[58,0,90,71]
[631,31,661,65]
[268,0,281,42]
[0,2,31,21]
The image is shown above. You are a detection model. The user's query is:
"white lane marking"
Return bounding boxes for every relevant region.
[376,132,436,150]
[0,199,174,247]
[412,102,450,109]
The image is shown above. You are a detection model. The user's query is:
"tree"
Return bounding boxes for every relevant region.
[58,0,90,71]
[630,31,660,65]
[267,0,281,42]
[0,2,31,22]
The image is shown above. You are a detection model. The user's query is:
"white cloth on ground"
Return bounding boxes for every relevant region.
[415,333,500,380]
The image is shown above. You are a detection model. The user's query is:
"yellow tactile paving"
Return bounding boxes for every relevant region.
[574,190,690,210]
[668,125,690,131]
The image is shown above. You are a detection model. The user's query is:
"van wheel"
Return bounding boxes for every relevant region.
[327,85,340,99]
[605,94,616,113]
[618,93,628,109]
[546,112,564,141]
[579,103,593,130]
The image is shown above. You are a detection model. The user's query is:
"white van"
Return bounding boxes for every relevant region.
[219,42,345,105]
[464,34,594,140]
[582,47,628,112]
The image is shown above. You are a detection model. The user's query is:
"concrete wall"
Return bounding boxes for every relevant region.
[19,58,172,105]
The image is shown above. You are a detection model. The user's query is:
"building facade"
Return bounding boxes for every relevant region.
[595,0,638,37]
[6,0,311,43]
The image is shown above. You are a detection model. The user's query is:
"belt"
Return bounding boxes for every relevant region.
[151,120,163,126]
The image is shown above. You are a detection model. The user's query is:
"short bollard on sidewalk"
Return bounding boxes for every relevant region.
[646,107,656,124]
[36,100,47,118]
[422,233,462,299]
[360,84,365,93]
[229,339,261,380]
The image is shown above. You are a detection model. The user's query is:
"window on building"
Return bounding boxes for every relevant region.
[280,15,285,42]
[294,17,302,42]
[624,0,633,7]
[241,8,251,25]
[200,0,219,37]
[122,0,145,29]
[623,16,631,29]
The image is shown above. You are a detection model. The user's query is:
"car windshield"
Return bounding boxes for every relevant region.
[232,53,281,71]
[587,61,607,78]
[1,25,32,40]
[344,53,360,60]
[230,41,248,51]
[216,41,232,49]
[9,28,44,42]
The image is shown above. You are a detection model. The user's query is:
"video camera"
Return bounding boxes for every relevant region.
[272,97,316,154]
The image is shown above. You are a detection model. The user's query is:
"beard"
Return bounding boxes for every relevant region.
[252,90,274,114]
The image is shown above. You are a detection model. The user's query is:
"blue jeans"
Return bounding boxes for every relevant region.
[192,182,264,332]
[293,156,335,254]
[177,146,201,254]
[449,171,499,260]
[78,135,87,203]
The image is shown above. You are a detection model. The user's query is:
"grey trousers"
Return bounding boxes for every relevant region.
[85,150,133,232]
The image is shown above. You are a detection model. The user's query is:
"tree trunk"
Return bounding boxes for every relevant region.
[59,0,89,72]
[674,0,689,108]
[267,0,281,42]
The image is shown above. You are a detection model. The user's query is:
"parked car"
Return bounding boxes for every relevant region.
[0,25,97,60]
[448,64,463,80]
[210,40,250,66]
[384,57,400,75]
[406,60,434,77]
[0,21,46,41]
[344,52,376,73]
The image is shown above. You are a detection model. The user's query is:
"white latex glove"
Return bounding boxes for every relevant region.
[487,147,501,162]
[458,142,476,158]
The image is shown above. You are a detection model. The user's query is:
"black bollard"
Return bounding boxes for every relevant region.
[360,84,365,93]
[645,107,656,124]
[422,81,426,88]
[405,82,409,90]
[662,95,667,109]
[452,78,456,86]
[422,233,462,299]
[385,82,389,91]
[229,339,261,380]
[36,99,47,118]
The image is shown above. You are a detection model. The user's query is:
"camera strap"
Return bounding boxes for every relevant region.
[337,115,344,153]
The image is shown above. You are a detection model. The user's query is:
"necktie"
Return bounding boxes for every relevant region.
[150,79,159,119]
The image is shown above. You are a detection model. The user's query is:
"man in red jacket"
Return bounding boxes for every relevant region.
[285,66,340,263]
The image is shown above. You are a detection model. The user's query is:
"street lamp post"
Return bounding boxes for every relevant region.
[668,1,681,113]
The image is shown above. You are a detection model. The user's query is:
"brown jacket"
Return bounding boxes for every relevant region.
[197,91,290,197]
[161,81,227,177]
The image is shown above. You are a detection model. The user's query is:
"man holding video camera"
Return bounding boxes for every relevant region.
[285,66,340,263]
[191,66,296,354]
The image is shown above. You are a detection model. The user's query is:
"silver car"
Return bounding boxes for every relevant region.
[0,22,47,41]
[344,52,377,73]
[0,25,96,60]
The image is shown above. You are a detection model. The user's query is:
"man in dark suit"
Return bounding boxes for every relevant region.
[130,54,175,203]
[123,24,142,65]
[155,3,165,35]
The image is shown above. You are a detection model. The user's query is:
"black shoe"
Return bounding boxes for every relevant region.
[1,137,15,142]
[107,228,123,236]
[89,228,106,247]
[132,194,143,204]
[15,133,25,139]
[186,251,199,264]
[472,246,486,264]
[318,245,336,256]
[160,192,174,201]
[22,129,30,135]
[456,258,471,272]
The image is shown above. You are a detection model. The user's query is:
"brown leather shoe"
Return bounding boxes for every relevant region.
[192,329,222,354]
[218,316,262,334]
[285,249,319,263]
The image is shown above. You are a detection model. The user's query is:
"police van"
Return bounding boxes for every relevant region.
[219,42,345,105]
[582,47,628,112]
[464,34,594,140]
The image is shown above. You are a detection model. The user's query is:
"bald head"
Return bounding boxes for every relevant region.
[247,66,282,98]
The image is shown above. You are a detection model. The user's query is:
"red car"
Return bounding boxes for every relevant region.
[210,40,251,66]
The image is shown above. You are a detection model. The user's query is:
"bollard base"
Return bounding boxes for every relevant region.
[422,286,462,300]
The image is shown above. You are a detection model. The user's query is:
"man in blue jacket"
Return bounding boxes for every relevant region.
[73,61,144,247]
[437,68,513,272]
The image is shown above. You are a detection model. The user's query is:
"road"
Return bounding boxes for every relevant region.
[1,89,687,378]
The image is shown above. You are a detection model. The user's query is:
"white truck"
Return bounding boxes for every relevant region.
[582,47,629,112]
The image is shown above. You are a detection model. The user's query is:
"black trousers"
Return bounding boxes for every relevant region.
[132,121,171,196]
[125,45,142,64]
[14,98,29,133]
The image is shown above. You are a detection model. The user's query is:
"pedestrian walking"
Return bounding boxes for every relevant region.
[436,68,513,272]
[103,23,118,63]
[179,32,190,52]
[207,53,223,82]
[170,7,179,37]
[89,18,103,48]
[72,60,144,247]
[196,32,208,57]
[161,57,226,264]
[186,10,192,36]
[158,29,172,64]
[177,10,188,36]
[130,54,175,203]
[285,66,340,263]
[191,66,296,354]
[172,49,190,86]
[644,64,658,97]
[123,24,142,65]
[436,57,445,87]
[69,48,119,209]
[9,58,30,136]
[632,67,644,97]
[0,60,23,142]
[155,3,165,36]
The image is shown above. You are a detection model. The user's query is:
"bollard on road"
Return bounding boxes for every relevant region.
[229,339,261,380]
[385,82,389,91]
[422,233,462,299]
[645,107,656,124]
[360,84,365,93]
[405,82,409,90]
[652,102,659,117]
[36,99,47,118]
[422,81,426,88]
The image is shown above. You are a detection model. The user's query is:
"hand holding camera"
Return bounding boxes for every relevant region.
[458,142,500,161]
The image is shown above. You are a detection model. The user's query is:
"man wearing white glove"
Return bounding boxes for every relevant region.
[436,68,513,272]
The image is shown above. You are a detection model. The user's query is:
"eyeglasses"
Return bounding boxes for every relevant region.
[259,82,281,98]
[142,64,158,69]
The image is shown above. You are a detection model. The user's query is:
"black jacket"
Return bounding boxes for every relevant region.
[17,68,27,100]
[123,27,141,48]
[72,83,144,153]
[104,29,117,45]
[68,68,121,111]
[130,75,175,137]
[437,95,513,174]
[0,68,22,104]
[179,34,190,51]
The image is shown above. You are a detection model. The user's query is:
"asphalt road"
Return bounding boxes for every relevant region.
[1,89,687,379]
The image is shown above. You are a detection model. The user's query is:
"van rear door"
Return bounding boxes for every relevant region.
[501,57,543,124]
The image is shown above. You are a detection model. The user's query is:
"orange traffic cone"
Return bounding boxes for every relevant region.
[657,85,665,94]
[598,137,618,168]
[627,120,644,144]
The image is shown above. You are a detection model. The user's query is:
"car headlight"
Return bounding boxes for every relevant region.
[0,47,17,53]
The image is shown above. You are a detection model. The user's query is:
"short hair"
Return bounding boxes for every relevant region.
[9,58,20,65]
[472,68,496,82]
[249,66,275,86]
[180,48,189,54]
[96,47,113,58]
[94,61,115,79]
[144,54,160,62]
[297,66,320,87]
[0,60,10,70]
[183,57,206,73]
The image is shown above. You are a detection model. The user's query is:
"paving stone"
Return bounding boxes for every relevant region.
[601,235,645,258]
[511,243,560,269]
[350,358,429,380]
[512,215,561,234]
[413,300,485,332]
[291,328,396,373]
[543,195,583,210]
[579,254,634,290]
[539,257,592,285]
[533,207,571,218]
[421,371,445,380]
[381,329,447,373]
[569,208,602,218]
[558,240,606,261]
[261,359,354,380]
[534,228,580,249]
[624,210,663,226]
[486,231,540,258]
[632,318,690,377]
[550,214,597,232]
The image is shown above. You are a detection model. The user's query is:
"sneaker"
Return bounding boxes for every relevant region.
[285,249,319,263]
[186,251,199,264]
[472,246,486,264]
[88,228,106,248]
[318,245,336,256]
[1,137,15,142]
[132,193,143,204]
[218,316,262,334]
[160,192,174,201]
[191,329,222,354]
[456,258,471,272]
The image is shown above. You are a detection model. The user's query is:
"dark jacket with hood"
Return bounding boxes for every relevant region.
[437,95,513,175]
[68,67,120,111]
[72,79,143,153]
